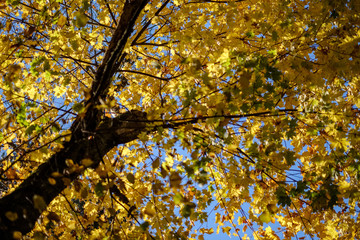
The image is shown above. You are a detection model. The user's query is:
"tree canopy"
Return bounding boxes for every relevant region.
[0,0,360,239]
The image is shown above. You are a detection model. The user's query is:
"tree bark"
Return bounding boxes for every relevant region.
[0,0,149,238]
[0,111,147,239]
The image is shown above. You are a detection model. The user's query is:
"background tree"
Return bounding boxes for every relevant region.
[0,0,359,239]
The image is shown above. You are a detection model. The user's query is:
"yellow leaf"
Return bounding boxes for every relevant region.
[33,195,47,211]
[5,211,18,221]
[81,158,94,167]
[208,152,216,158]
[51,172,63,178]
[265,226,273,235]
[144,203,156,217]
[222,226,232,235]
[58,15,67,27]
[68,222,76,230]
[169,172,182,188]
[12,231,22,239]
[48,178,56,185]
[259,210,272,223]
[65,159,74,167]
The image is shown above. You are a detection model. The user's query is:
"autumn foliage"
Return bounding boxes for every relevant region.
[1,0,360,239]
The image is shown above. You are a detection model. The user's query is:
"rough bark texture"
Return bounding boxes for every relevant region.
[72,0,149,135]
[0,0,149,238]
[0,111,147,239]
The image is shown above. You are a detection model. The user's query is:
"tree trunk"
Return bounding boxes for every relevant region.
[0,0,149,238]
[0,111,147,239]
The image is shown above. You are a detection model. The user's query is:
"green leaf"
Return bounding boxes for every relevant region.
[95,182,105,197]
[72,102,85,113]
[63,77,71,86]
[271,31,279,41]
[259,210,272,223]
[70,40,79,51]
[284,150,296,165]
[51,123,61,132]
[140,221,150,231]
[245,31,254,38]
[74,12,88,28]
[82,0,90,10]
[181,202,196,218]
[7,0,20,6]
[43,59,50,71]
[290,180,309,197]
[265,66,282,81]
[268,49,277,57]
[16,104,29,127]
[240,103,250,113]
[25,125,37,135]
[275,186,291,207]
[30,56,46,76]
[286,118,297,139]
[174,193,184,205]
[169,172,182,188]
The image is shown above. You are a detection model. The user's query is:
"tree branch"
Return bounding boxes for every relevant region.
[75,0,149,135]
[0,111,147,239]
[0,0,149,238]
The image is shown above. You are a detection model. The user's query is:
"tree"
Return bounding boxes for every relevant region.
[0,0,359,239]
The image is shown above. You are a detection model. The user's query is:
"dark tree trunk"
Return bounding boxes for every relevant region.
[0,111,147,239]
[0,0,149,238]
